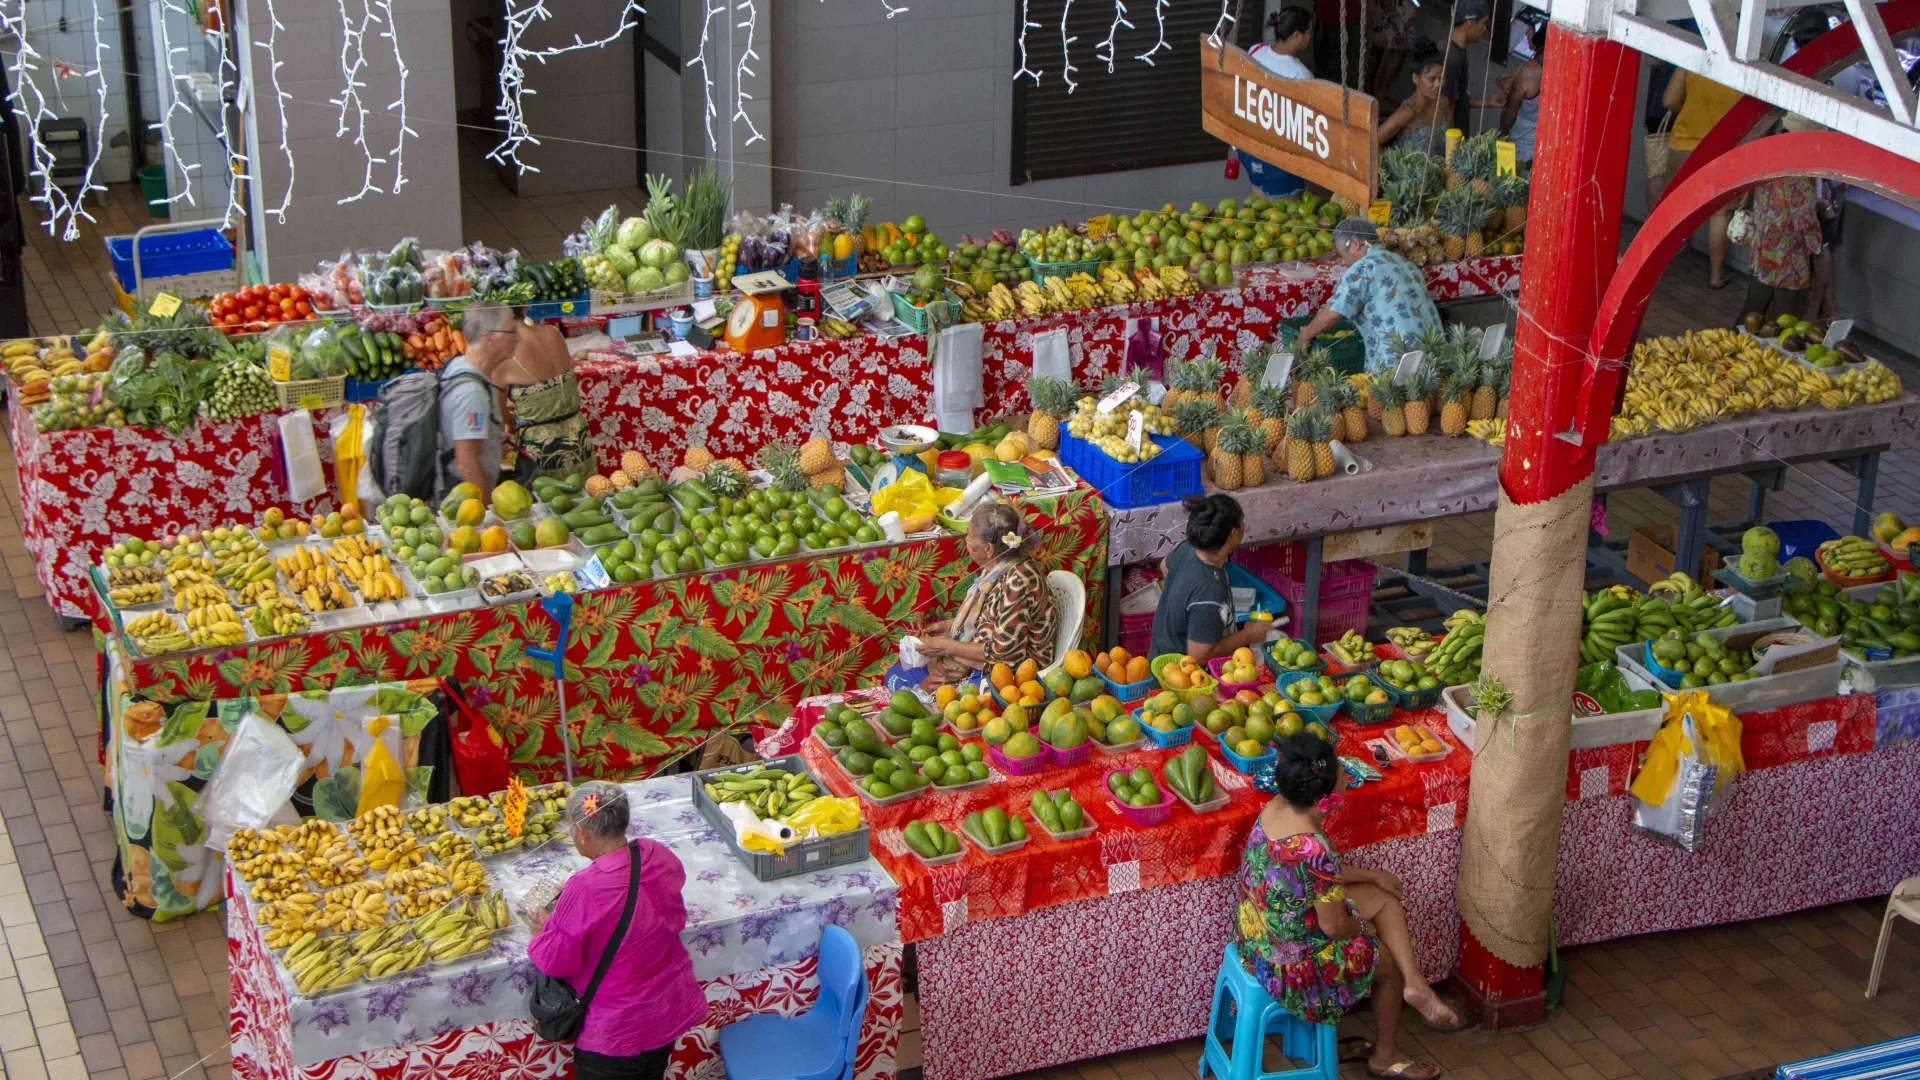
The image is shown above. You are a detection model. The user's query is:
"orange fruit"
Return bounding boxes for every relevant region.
[1015,658,1039,684]
[1111,646,1131,667]
[1064,649,1093,679]
[1126,656,1150,683]
[935,685,957,708]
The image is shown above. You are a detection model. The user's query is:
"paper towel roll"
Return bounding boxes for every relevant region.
[1327,439,1373,475]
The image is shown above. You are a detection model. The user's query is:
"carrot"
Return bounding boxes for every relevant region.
[452,330,467,354]
[433,330,448,350]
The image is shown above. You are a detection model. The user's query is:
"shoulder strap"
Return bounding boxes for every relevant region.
[576,842,641,1010]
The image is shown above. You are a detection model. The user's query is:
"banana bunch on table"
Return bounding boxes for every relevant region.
[1429,610,1486,687]
[173,582,230,611]
[1099,265,1137,303]
[107,582,162,607]
[1384,626,1439,659]
[702,766,819,821]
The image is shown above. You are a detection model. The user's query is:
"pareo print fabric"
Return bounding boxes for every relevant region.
[1235,826,1379,1025]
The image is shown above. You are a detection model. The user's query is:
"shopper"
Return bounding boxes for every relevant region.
[1367,0,1415,101]
[1441,0,1498,136]
[1150,494,1275,663]
[1499,23,1545,165]
[1741,175,1824,322]
[1233,8,1318,202]
[459,300,596,485]
[1809,178,1845,320]
[527,783,704,1080]
[915,502,1060,686]
[1238,734,1464,1080]
[1655,68,1742,287]
[1313,0,1366,89]
[1296,218,1441,366]
[1376,40,1449,154]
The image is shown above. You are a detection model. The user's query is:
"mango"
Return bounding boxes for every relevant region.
[447,526,480,555]
[981,717,1012,746]
[452,497,486,527]
[480,525,509,553]
[534,517,572,548]
[509,523,536,550]
[1070,676,1104,704]
[440,481,480,517]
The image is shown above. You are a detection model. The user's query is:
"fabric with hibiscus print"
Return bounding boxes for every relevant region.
[1235,824,1379,1025]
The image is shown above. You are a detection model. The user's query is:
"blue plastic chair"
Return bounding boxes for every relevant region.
[1198,944,1338,1080]
[719,924,869,1080]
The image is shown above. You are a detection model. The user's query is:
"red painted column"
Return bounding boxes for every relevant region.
[1455,23,1639,1030]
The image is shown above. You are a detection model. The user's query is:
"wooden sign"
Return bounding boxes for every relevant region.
[1200,36,1378,206]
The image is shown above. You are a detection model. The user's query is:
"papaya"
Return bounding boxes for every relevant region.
[440,481,480,517]
[479,525,510,553]
[490,480,533,520]
[535,517,571,548]
[452,498,486,527]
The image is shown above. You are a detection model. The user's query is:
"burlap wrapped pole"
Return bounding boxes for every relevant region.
[1456,475,1593,968]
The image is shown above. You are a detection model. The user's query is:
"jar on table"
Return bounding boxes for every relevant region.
[936,451,973,489]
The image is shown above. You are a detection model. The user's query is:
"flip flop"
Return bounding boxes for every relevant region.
[1367,1059,1442,1080]
[1708,277,1733,289]
[1422,996,1471,1033]
[1339,1037,1375,1063]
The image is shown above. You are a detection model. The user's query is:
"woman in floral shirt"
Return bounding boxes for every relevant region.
[1239,735,1464,1079]
[916,502,1060,686]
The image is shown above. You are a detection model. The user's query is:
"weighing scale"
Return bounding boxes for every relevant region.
[868,424,939,491]
[725,270,791,351]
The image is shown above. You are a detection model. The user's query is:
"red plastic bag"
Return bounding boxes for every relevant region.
[444,680,510,797]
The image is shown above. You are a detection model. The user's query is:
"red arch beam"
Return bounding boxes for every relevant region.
[1568,131,1920,450]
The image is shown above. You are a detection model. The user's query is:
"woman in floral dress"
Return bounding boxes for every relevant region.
[1743,172,1823,322]
[1238,735,1464,1079]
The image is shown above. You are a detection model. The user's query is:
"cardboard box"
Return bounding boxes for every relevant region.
[1625,524,1721,585]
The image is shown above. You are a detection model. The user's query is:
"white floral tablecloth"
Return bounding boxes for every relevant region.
[228,771,898,1067]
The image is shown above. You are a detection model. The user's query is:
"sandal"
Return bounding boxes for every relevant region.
[1339,1037,1375,1064]
[1421,996,1471,1033]
[1368,1059,1442,1080]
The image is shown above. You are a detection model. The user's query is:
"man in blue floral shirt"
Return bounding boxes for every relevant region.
[1296,218,1440,366]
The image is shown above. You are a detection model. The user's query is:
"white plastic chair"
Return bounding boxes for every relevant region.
[1868,876,1920,998]
[1037,570,1087,678]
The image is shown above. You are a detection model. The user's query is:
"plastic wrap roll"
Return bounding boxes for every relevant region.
[1327,440,1374,475]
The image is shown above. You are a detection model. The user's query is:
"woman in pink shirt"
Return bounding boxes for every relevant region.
[528,782,706,1079]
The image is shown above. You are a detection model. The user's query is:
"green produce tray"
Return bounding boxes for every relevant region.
[890,290,959,335]
[689,755,870,881]
[1028,255,1101,281]
[1280,314,1365,375]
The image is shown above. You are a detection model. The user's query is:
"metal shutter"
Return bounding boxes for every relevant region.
[1011,3,1259,186]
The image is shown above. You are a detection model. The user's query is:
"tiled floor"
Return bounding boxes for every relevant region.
[7,187,1920,1080]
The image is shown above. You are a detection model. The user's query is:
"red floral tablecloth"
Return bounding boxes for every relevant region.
[104,485,1106,779]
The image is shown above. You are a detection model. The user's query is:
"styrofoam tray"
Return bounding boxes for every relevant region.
[1614,617,1841,714]
[518,540,592,574]
[423,589,482,614]
[467,553,527,578]
[1442,678,1666,751]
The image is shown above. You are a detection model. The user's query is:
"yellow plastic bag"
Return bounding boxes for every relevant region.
[1629,690,1744,805]
[355,716,407,815]
[786,795,862,837]
[870,468,963,522]
[333,404,367,517]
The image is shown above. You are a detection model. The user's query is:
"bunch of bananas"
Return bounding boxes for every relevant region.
[406,805,451,836]
[1098,265,1137,303]
[430,831,480,863]
[979,282,1020,321]
[1577,576,1737,665]
[1155,265,1199,297]
[519,816,564,845]
[184,603,239,629]
[285,820,347,855]
[250,874,315,903]
[1837,360,1902,404]
[1384,626,1439,658]
[413,894,504,963]
[313,881,392,931]
[488,781,572,806]
[186,612,246,647]
[250,595,312,638]
[124,611,179,638]
[228,826,288,861]
[393,885,453,919]
[163,559,214,588]
[1819,535,1890,579]
[1580,586,1642,665]
[1620,329,1841,437]
[108,582,163,606]
[234,849,305,883]
[282,932,360,994]
[108,564,164,588]
[277,545,332,588]
[1323,629,1376,667]
[1014,280,1053,317]
[172,582,230,611]
[448,795,499,828]
[701,766,821,821]
[475,823,526,856]
[327,536,408,599]
[258,894,322,946]
[1430,610,1486,686]
[214,552,276,587]
[385,862,448,891]
[235,578,285,606]
[444,855,490,896]
[305,848,370,889]
[1466,417,1506,445]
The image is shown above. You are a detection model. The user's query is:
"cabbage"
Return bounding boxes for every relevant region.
[615,217,651,250]
[637,238,679,269]
[627,266,666,292]
[664,261,690,286]
[605,245,638,277]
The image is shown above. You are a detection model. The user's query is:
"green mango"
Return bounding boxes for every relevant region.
[889,690,927,719]
[983,806,1009,847]
[509,523,536,550]
[835,749,875,776]
[846,722,882,755]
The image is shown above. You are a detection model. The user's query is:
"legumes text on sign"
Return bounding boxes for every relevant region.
[1198,36,1378,208]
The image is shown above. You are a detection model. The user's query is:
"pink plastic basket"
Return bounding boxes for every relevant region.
[1232,541,1309,583]
[987,741,1049,776]
[1248,558,1377,646]
[1104,770,1175,827]
[1207,656,1265,696]
[1118,611,1155,660]
[1042,734,1093,768]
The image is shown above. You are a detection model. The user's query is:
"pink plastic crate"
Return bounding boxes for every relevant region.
[1042,734,1092,768]
[1104,771,1175,827]
[987,741,1049,775]
[1232,541,1309,583]
[1207,656,1265,695]
[1241,557,1376,646]
[1118,611,1154,660]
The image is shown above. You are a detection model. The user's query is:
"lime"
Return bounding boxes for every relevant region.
[753,533,778,558]
[854,525,880,543]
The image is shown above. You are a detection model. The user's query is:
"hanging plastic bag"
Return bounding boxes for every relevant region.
[199,713,307,854]
[355,715,408,815]
[278,410,326,504]
[786,795,862,838]
[329,404,382,512]
[1630,690,1744,851]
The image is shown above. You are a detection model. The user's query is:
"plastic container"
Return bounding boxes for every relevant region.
[1118,610,1154,660]
[1442,673,1667,751]
[1028,254,1102,281]
[689,755,871,881]
[1817,546,1894,587]
[1207,656,1265,696]
[986,742,1050,776]
[889,290,960,335]
[1340,688,1398,724]
[1033,814,1098,842]
[1280,313,1365,375]
[1056,431,1203,510]
[1768,519,1841,563]
[1129,706,1195,748]
[1615,618,1843,714]
[1104,772,1176,827]
[1149,654,1219,704]
[1391,725,1454,764]
[852,777,926,808]
[1713,565,1791,599]
[1263,643,1326,683]
[1041,735,1092,768]
[1170,781,1232,814]
[1203,726,1276,775]
[1098,665,1157,703]
[1368,669,1441,711]
[909,841,965,868]
[525,292,590,321]
[1091,730,1147,754]
[1272,671,1342,724]
[1277,561,1378,646]
[107,227,234,294]
[961,819,1032,857]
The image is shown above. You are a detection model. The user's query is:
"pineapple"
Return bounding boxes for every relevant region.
[609,469,634,490]
[1226,409,1268,488]
[1314,373,1353,442]
[1310,413,1337,477]
[1360,372,1384,421]
[621,449,650,477]
[1491,172,1530,237]
[1026,375,1079,450]
[1449,131,1498,196]
[1439,368,1473,435]
[1340,377,1369,444]
[1403,370,1437,435]
[1210,410,1252,490]
[822,196,848,232]
[1232,343,1272,408]
[1171,397,1223,452]
[583,474,611,497]
[1433,188,1479,262]
[756,443,810,493]
[1098,365,1154,398]
[798,437,834,475]
[1284,409,1319,483]
[844,193,872,253]
[1249,382,1290,451]
[1373,377,1410,436]
[1470,359,1500,422]
[1291,348,1328,409]
[683,445,715,472]
[1491,363,1513,419]
[1164,351,1226,411]
[703,460,749,499]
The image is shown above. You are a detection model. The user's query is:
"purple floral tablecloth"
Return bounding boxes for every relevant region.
[230,772,899,1066]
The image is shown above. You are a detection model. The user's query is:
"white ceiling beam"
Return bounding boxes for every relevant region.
[1685,0,1740,56]
[1840,0,1918,123]
[1734,0,1769,61]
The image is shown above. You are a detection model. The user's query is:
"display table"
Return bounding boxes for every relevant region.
[226,771,904,1080]
[96,484,1107,784]
[15,256,1521,621]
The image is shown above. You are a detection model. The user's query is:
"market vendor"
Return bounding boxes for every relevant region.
[459,301,595,485]
[1294,218,1440,364]
[1238,735,1464,1080]
[1151,495,1279,663]
[915,503,1060,686]
[527,782,704,1080]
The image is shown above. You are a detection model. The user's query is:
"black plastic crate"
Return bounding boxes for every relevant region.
[689,755,872,881]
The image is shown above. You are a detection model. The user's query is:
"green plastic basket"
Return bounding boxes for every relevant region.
[890,290,959,335]
[1280,314,1366,375]
[1028,255,1102,281]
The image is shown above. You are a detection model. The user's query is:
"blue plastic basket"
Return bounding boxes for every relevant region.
[1767,519,1842,564]
[345,377,392,403]
[1204,727,1275,775]
[1058,431,1203,510]
[1273,670,1341,724]
[107,228,233,294]
[526,291,590,320]
[1097,668,1156,703]
[1641,640,1690,689]
[1129,706,1195,748]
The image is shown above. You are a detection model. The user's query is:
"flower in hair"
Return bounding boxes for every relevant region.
[580,792,601,816]
[1001,532,1022,550]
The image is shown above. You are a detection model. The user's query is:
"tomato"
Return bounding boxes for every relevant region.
[243,305,261,320]
[288,285,308,301]
[295,300,312,316]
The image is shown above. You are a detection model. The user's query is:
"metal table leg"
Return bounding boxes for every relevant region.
[1298,537,1324,643]
[1661,477,1711,580]
[1851,451,1881,539]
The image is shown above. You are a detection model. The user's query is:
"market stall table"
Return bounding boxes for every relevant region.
[227,771,905,1080]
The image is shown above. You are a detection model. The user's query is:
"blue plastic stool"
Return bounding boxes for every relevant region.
[1198,944,1338,1080]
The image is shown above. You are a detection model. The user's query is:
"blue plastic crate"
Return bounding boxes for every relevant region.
[345,377,392,403]
[1225,561,1286,620]
[1767,519,1842,564]
[1058,430,1202,510]
[107,228,233,294]
[525,291,590,320]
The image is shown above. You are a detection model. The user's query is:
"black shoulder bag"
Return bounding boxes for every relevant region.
[529,841,640,1042]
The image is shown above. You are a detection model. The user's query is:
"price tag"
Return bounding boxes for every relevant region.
[1367,201,1391,226]
[148,292,181,318]
[1479,324,1506,359]
[577,555,611,591]
[1496,140,1518,177]
[1086,215,1111,239]
[1393,350,1424,383]
[1126,410,1145,452]
[1096,381,1139,414]
[1262,350,1294,389]
[1824,319,1853,346]
[296,393,324,410]
[267,346,292,381]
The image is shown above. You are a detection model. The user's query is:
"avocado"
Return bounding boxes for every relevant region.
[888,690,927,719]
[562,509,613,530]
[846,721,882,754]
[835,748,875,776]
[580,524,624,546]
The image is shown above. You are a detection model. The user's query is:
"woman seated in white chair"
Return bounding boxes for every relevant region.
[915,503,1059,687]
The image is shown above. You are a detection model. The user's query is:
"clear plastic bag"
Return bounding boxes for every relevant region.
[200,712,308,854]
